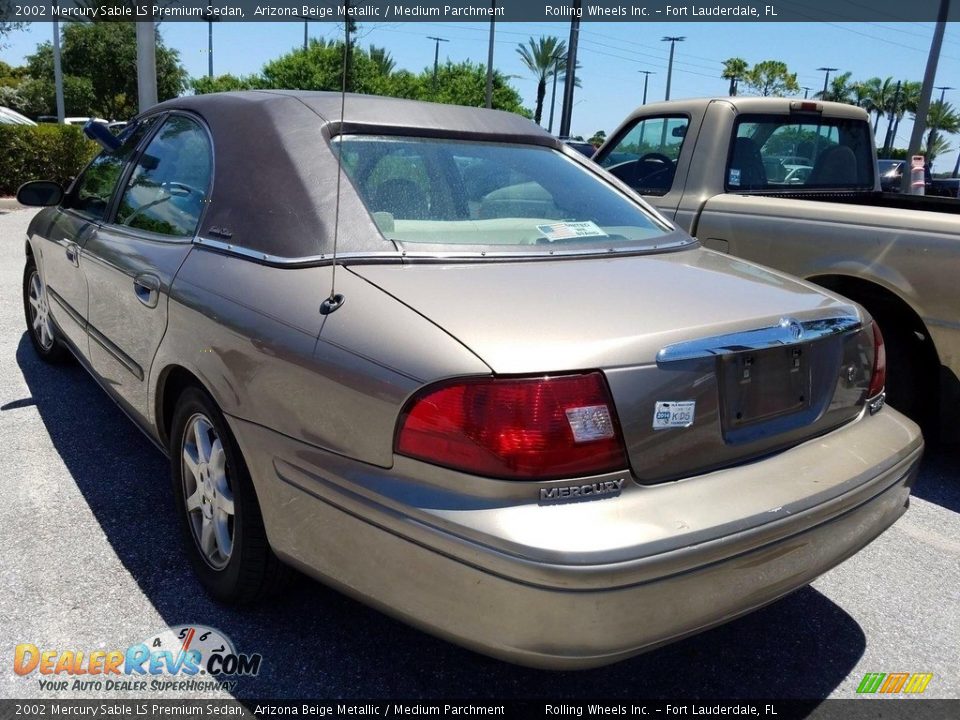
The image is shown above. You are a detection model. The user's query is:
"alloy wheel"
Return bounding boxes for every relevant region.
[181,413,235,570]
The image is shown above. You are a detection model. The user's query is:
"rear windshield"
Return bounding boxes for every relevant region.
[728,114,875,191]
[335,135,673,251]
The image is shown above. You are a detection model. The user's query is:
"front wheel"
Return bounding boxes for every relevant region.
[170,387,288,603]
[23,258,70,363]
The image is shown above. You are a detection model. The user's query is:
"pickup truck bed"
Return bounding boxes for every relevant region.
[596,97,959,441]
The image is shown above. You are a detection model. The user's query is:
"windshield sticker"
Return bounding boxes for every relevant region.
[729,168,741,187]
[536,221,609,241]
[653,401,696,430]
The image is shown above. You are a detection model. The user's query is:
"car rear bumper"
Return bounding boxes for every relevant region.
[230,408,922,669]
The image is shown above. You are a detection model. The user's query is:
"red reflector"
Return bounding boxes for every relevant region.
[868,322,886,398]
[395,373,628,480]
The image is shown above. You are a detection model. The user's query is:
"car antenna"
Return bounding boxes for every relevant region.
[320,13,349,315]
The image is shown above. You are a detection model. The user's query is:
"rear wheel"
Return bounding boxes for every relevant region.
[23,258,70,363]
[170,387,288,603]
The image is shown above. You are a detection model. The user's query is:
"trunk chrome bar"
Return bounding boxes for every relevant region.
[657,314,862,363]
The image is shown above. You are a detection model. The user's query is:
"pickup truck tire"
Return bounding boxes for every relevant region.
[866,306,937,429]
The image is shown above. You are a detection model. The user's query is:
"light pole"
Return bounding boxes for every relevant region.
[427,36,449,94]
[205,16,216,78]
[935,85,953,104]
[639,70,654,105]
[558,0,581,138]
[662,36,685,101]
[485,1,496,108]
[802,86,812,99]
[547,52,564,133]
[303,21,309,51]
[818,67,837,99]
[136,21,157,112]
[51,3,65,123]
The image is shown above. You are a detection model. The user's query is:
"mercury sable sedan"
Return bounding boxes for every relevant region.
[17,91,922,669]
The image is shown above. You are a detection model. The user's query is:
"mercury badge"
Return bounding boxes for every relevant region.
[780,317,804,341]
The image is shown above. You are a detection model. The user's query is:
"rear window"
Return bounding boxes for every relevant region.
[727,114,874,191]
[335,135,673,251]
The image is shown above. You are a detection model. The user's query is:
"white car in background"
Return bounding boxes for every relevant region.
[0,107,36,126]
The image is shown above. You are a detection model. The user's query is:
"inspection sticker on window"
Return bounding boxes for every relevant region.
[729,168,741,187]
[536,221,608,241]
[653,401,696,429]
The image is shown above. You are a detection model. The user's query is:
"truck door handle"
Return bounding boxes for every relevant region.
[133,274,161,308]
[65,243,79,267]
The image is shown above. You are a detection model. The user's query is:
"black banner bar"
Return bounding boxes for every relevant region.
[4,0,960,23]
[2,700,960,720]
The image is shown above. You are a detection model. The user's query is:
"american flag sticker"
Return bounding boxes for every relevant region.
[536,221,609,241]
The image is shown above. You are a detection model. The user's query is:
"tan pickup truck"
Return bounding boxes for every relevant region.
[596,96,959,441]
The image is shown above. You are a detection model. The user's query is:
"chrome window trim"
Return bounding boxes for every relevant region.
[657,313,862,363]
[192,235,696,268]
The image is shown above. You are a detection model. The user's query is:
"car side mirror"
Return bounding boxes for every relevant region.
[17,180,64,207]
[83,119,121,152]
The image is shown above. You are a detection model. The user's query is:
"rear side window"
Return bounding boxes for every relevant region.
[67,118,157,220]
[115,115,212,238]
[597,115,689,196]
[336,135,672,251]
[727,114,874,191]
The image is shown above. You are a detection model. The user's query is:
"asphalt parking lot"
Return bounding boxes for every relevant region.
[0,207,957,701]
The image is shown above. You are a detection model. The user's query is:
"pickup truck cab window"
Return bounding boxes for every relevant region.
[64,117,158,221]
[728,114,874,191]
[598,115,689,196]
[115,115,212,238]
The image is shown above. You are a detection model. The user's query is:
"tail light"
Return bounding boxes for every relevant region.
[395,372,628,480]
[867,322,886,399]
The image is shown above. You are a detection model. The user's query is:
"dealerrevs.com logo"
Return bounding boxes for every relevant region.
[13,625,261,693]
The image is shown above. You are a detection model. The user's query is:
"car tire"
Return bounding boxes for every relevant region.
[23,258,70,363]
[874,313,936,428]
[170,386,289,603]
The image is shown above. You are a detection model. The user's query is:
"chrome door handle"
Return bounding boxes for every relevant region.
[65,243,79,267]
[133,274,161,308]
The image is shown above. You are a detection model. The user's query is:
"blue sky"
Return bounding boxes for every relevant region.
[4,20,960,170]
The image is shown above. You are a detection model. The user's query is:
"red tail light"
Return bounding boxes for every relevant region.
[395,372,628,480]
[868,322,886,398]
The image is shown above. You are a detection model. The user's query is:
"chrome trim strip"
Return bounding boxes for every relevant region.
[657,314,862,363]
[193,235,695,267]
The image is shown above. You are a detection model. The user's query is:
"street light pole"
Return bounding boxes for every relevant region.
[662,36,685,101]
[51,4,65,123]
[818,67,837,99]
[427,36,449,94]
[904,0,950,191]
[547,52,564,133]
[136,20,157,113]
[485,1,496,108]
[303,21,309,51]
[559,0,581,139]
[802,86,812,99]
[207,20,214,78]
[639,70,654,105]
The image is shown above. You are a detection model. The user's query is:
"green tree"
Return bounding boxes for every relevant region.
[919,100,960,163]
[516,35,569,125]
[25,22,187,119]
[863,76,896,135]
[817,71,855,103]
[742,60,799,97]
[368,45,395,76]
[14,75,96,118]
[721,57,749,96]
[588,130,606,146]
[415,60,529,115]
[191,74,265,95]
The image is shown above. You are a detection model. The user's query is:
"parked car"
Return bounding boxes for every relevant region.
[561,137,596,157]
[0,106,36,126]
[596,97,960,441]
[17,91,921,669]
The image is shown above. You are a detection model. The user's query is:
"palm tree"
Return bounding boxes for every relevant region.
[920,100,960,162]
[516,36,568,125]
[368,45,395,76]
[863,76,896,136]
[817,71,855,103]
[890,81,922,152]
[721,57,749,96]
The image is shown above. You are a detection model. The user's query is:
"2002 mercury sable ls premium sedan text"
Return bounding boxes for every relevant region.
[17,91,922,669]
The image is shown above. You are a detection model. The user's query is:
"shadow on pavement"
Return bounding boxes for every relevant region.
[910,445,959,513]
[15,332,868,700]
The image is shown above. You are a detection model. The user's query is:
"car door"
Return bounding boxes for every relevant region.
[595,114,691,220]
[39,120,158,355]
[83,113,213,422]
